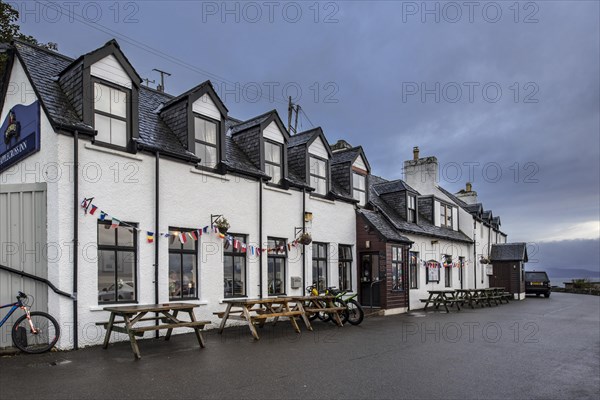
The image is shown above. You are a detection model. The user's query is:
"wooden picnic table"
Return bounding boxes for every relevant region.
[215,297,305,340]
[421,290,461,313]
[100,303,210,360]
[288,295,345,327]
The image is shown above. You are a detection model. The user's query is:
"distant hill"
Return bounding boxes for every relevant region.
[541,267,600,286]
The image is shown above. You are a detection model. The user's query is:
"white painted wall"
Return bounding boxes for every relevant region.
[353,155,367,171]
[192,93,220,121]
[90,55,132,89]
[308,136,328,159]
[263,121,284,144]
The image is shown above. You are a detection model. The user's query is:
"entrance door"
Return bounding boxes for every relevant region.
[360,253,381,307]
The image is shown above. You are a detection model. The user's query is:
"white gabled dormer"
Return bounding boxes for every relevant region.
[306,129,332,196]
[351,152,369,206]
[76,40,141,151]
[435,199,458,231]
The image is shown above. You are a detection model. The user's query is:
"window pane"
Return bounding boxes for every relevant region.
[182,233,196,250]
[265,142,281,164]
[111,118,127,147]
[234,257,246,296]
[353,173,365,190]
[182,254,196,298]
[94,83,111,114]
[195,118,217,144]
[311,176,327,195]
[117,226,134,247]
[98,223,115,245]
[94,114,111,144]
[98,250,115,302]
[169,254,182,299]
[310,157,326,178]
[168,234,180,250]
[266,164,281,184]
[117,251,136,301]
[110,87,127,118]
[224,256,234,297]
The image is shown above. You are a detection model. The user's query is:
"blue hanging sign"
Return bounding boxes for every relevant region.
[0,101,41,173]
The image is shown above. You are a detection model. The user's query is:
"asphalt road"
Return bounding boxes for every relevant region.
[1,292,598,399]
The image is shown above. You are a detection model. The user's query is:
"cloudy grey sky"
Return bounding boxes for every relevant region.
[18,0,600,275]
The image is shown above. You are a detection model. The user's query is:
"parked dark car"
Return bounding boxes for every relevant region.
[525,271,551,297]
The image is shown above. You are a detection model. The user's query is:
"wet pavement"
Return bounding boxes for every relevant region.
[1,292,598,399]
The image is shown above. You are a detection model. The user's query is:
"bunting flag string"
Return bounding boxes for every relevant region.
[81,197,306,256]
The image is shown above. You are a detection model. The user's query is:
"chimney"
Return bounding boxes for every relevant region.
[413,146,419,161]
[331,139,353,153]
[456,182,478,204]
[403,147,439,193]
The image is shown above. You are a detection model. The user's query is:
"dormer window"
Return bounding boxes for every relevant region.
[194,116,218,169]
[265,140,282,184]
[310,156,328,195]
[440,204,452,228]
[352,172,366,206]
[93,82,128,147]
[408,195,416,222]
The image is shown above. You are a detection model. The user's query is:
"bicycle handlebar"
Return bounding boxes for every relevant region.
[17,291,27,300]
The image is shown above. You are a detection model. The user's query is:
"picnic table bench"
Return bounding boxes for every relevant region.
[289,295,345,327]
[215,297,306,340]
[99,303,209,360]
[420,290,461,313]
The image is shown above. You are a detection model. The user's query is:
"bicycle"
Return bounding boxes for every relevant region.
[0,291,60,353]
[326,287,364,326]
[305,285,348,323]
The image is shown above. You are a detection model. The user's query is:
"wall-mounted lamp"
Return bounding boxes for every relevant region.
[365,240,371,249]
[431,240,439,245]
[304,212,313,222]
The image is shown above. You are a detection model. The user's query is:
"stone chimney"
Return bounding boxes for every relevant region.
[331,139,353,153]
[403,147,438,193]
[455,182,478,205]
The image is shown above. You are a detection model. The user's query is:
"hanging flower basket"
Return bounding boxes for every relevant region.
[443,256,453,268]
[298,232,312,245]
[216,217,230,234]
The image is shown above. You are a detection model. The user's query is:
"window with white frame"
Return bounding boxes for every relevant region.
[352,172,366,206]
[94,82,128,147]
[265,141,283,184]
[194,116,218,169]
[310,156,328,195]
[408,195,416,222]
[440,204,452,228]
[391,246,404,291]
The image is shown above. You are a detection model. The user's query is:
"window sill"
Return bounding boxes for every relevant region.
[84,143,143,161]
[263,184,292,195]
[89,300,208,311]
[190,167,230,181]
[309,194,335,204]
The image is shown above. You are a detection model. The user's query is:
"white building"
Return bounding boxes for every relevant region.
[0,39,357,350]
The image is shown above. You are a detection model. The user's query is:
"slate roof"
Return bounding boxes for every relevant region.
[437,186,469,208]
[12,40,93,133]
[229,109,276,135]
[372,179,418,195]
[222,136,269,178]
[368,175,473,243]
[357,209,412,244]
[490,243,528,262]
[288,128,318,148]
[331,147,360,165]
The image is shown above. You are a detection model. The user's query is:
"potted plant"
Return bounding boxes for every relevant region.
[215,217,230,234]
[298,232,312,245]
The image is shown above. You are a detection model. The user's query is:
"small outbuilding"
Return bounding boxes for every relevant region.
[489,243,529,300]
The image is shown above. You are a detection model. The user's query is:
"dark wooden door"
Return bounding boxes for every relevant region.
[490,263,511,291]
[360,253,381,307]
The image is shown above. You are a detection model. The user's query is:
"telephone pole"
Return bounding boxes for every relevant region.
[287,96,301,135]
[152,69,171,92]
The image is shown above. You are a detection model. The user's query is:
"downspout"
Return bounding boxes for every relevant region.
[72,130,79,350]
[259,180,263,298]
[154,151,160,337]
[487,224,491,287]
[473,220,477,289]
[302,188,306,294]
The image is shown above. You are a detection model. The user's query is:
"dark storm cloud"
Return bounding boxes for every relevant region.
[19,1,599,251]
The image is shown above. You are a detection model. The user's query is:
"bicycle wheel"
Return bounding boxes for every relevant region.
[346,299,364,325]
[316,300,332,322]
[333,298,349,324]
[12,311,60,354]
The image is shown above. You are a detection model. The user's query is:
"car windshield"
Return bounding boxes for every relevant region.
[526,272,548,281]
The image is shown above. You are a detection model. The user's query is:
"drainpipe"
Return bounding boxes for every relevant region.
[473,220,477,289]
[487,224,491,287]
[302,188,306,294]
[258,180,263,298]
[154,151,160,337]
[72,130,79,350]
